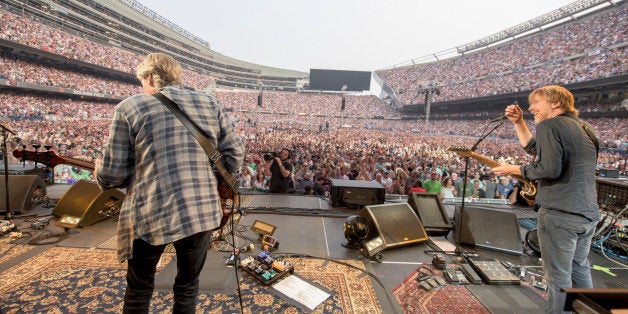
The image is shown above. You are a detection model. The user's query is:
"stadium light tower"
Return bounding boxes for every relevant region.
[416,82,441,125]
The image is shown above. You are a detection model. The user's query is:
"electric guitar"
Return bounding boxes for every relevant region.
[446,146,537,203]
[13,149,237,229]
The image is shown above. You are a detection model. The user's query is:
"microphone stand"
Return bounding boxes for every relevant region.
[1,124,17,219]
[454,119,506,256]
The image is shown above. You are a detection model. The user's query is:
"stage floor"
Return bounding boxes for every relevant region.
[1,183,626,313]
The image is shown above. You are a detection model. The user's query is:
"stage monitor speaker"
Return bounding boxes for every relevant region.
[0,175,47,214]
[52,179,125,227]
[359,203,428,249]
[407,192,453,236]
[454,205,523,256]
[330,179,385,207]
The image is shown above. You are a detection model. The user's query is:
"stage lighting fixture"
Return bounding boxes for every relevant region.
[57,215,81,229]
[362,235,385,258]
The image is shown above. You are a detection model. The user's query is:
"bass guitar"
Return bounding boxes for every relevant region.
[446,146,537,203]
[12,149,237,231]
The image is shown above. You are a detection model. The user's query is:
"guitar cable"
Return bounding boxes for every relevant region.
[228,192,245,313]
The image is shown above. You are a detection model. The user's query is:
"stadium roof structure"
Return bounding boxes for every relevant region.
[1,0,308,91]
[455,0,618,53]
[381,0,622,70]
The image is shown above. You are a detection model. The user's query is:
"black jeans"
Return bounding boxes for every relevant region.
[123,231,211,314]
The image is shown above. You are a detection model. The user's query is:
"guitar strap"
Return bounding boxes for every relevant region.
[153,92,238,195]
[564,114,599,157]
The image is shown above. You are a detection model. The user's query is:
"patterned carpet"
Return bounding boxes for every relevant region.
[0,243,37,264]
[0,245,382,313]
[393,264,490,314]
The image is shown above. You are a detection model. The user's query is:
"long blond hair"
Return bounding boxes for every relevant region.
[136,53,182,89]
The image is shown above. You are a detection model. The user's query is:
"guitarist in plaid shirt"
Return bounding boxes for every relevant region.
[96,53,244,313]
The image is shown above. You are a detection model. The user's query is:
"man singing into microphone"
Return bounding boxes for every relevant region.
[492,85,600,313]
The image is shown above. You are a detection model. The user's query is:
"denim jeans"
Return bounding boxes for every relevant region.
[123,231,211,314]
[537,207,597,314]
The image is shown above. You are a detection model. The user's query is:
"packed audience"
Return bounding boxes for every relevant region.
[0,3,626,191]
[377,5,627,105]
[2,90,625,189]
[216,91,398,117]
[0,9,214,91]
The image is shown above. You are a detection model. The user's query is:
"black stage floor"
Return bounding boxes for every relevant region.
[2,184,627,313]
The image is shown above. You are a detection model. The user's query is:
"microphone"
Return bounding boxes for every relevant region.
[490,115,508,123]
[491,101,520,123]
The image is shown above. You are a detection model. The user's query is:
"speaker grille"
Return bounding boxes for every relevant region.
[360,203,428,249]
[596,178,628,216]
[455,205,523,255]
[407,192,452,230]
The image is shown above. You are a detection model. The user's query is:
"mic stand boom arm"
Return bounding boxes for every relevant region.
[455,119,505,255]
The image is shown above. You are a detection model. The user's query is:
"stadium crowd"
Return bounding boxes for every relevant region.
[0,9,214,92]
[377,5,627,105]
[2,90,625,189]
[0,3,626,191]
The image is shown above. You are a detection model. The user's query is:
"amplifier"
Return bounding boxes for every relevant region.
[596,178,627,216]
[330,179,385,207]
[595,168,619,179]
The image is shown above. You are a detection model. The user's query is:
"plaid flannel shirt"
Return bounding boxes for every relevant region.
[97,85,244,262]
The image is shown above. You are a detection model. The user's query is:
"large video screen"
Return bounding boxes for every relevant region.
[309,69,371,91]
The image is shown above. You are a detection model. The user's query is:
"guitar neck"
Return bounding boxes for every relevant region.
[466,151,500,168]
[467,151,528,182]
[13,149,95,171]
[61,157,95,171]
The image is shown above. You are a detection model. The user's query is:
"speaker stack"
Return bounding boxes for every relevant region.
[52,179,125,227]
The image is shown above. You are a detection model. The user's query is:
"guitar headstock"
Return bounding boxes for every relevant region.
[13,149,61,168]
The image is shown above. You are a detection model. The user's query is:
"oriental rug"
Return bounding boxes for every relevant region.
[0,245,382,313]
[393,264,490,314]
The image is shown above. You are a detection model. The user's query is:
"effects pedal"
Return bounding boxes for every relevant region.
[460,263,482,284]
[531,274,548,291]
[455,270,469,284]
[1,220,15,234]
[225,254,236,266]
[434,276,447,286]
[425,278,439,288]
[31,217,52,229]
[444,266,459,283]
[432,253,447,270]
[419,280,433,291]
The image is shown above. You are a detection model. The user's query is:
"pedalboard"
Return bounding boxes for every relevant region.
[239,250,294,285]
